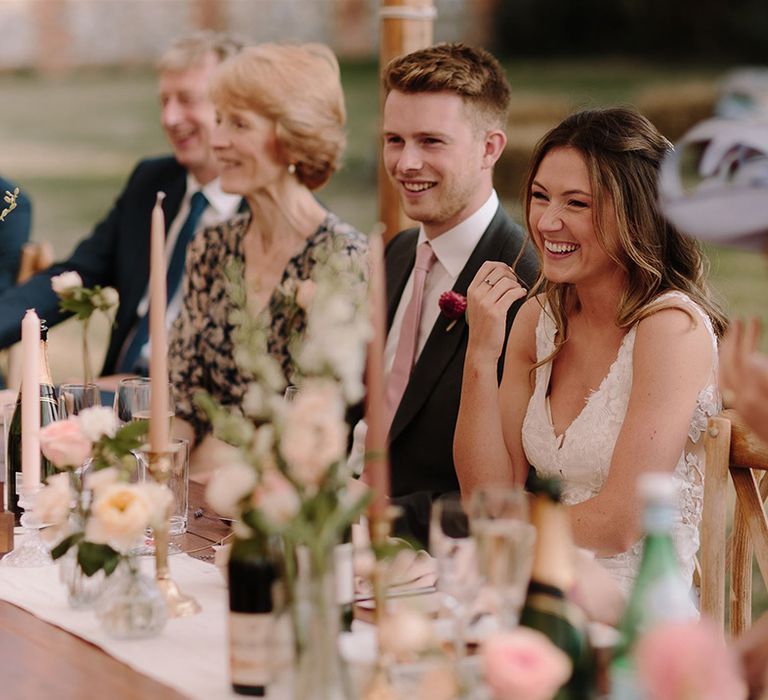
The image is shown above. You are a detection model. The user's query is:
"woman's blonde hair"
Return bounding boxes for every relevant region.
[210,43,346,190]
[522,106,727,363]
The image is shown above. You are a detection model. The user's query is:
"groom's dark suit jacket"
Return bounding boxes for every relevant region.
[0,157,191,375]
[385,204,539,544]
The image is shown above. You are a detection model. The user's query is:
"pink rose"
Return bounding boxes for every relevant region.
[40,417,92,469]
[635,619,747,700]
[482,628,572,700]
[251,469,300,527]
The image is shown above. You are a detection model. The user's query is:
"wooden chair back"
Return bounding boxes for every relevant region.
[5,242,54,390]
[701,408,768,636]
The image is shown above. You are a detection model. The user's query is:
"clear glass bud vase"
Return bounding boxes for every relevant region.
[59,548,107,609]
[293,544,353,700]
[96,558,167,639]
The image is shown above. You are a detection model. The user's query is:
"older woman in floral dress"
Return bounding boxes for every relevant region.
[169,44,368,474]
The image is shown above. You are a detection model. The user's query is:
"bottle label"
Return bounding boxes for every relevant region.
[229,611,291,687]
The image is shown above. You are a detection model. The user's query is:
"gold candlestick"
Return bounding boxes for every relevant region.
[149,451,201,618]
[362,508,400,700]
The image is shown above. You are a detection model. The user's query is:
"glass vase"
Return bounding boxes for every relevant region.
[95,558,167,639]
[59,548,107,609]
[292,544,353,700]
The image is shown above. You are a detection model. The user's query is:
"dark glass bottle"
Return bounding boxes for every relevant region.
[228,537,290,696]
[519,474,595,700]
[336,526,354,633]
[6,321,58,525]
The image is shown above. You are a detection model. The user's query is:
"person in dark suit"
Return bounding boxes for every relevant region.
[371,43,539,543]
[0,32,244,388]
[0,177,31,297]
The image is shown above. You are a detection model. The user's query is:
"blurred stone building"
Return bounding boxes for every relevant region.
[0,0,497,73]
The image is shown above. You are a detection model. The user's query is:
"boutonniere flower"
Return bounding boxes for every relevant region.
[439,290,467,332]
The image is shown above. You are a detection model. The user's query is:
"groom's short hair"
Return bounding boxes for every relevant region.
[382,42,511,131]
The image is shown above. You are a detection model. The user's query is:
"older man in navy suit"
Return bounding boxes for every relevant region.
[370,43,539,543]
[0,32,244,386]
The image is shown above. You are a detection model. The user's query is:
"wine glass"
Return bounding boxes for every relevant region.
[468,486,536,629]
[430,493,481,660]
[284,385,300,403]
[58,383,101,419]
[113,377,174,426]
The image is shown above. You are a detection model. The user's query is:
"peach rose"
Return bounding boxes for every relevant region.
[483,628,572,700]
[40,417,92,469]
[85,483,152,553]
[251,469,300,528]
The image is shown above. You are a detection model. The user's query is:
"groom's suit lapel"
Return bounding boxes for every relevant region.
[387,206,509,443]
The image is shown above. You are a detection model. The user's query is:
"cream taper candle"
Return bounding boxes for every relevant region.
[21,309,41,492]
[149,192,169,453]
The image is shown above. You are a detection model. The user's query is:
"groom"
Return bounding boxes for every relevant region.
[0,32,244,385]
[378,43,539,542]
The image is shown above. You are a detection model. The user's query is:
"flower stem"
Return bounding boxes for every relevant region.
[82,317,94,388]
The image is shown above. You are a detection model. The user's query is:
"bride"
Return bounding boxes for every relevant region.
[453,107,727,594]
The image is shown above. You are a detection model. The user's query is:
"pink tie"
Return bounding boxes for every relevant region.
[385,241,436,432]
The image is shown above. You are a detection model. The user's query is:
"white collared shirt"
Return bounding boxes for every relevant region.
[134,174,241,364]
[384,190,499,374]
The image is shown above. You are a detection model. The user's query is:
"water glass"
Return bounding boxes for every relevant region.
[468,486,535,628]
[58,383,100,418]
[135,438,189,536]
[430,493,481,658]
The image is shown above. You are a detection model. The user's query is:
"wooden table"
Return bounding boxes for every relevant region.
[0,480,231,700]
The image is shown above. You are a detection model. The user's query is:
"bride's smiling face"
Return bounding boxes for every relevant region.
[528,146,620,286]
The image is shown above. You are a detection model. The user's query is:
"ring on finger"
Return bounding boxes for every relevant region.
[484,278,495,286]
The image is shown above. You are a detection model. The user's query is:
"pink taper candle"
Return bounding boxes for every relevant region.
[149,192,170,453]
[21,309,41,493]
[365,231,390,520]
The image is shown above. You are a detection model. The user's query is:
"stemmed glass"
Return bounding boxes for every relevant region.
[430,493,481,661]
[58,383,101,419]
[468,486,535,629]
[114,377,174,427]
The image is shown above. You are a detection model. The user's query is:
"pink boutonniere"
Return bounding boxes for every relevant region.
[439,290,467,331]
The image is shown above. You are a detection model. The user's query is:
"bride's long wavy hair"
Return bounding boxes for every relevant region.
[521,107,727,366]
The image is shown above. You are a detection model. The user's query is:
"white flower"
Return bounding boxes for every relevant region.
[85,466,119,494]
[242,383,268,418]
[251,469,300,528]
[138,481,174,529]
[205,461,257,518]
[280,380,347,490]
[94,286,119,310]
[51,271,83,296]
[77,406,118,442]
[36,472,72,527]
[85,483,152,553]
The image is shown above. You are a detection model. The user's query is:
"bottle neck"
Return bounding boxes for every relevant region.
[39,339,53,386]
[528,496,575,591]
[643,501,677,535]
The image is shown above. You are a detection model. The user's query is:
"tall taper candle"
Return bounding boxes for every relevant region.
[364,231,390,520]
[149,192,170,453]
[21,309,41,493]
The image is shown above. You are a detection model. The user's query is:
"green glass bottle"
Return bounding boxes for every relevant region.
[609,473,696,699]
[519,474,595,700]
[6,320,59,525]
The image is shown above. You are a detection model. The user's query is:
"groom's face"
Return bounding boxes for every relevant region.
[159,52,220,184]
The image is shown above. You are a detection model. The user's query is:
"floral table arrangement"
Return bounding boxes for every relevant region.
[200,250,371,699]
[35,405,172,637]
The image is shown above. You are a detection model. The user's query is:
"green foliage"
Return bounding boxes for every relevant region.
[77,541,121,577]
[50,531,84,560]
[90,419,149,472]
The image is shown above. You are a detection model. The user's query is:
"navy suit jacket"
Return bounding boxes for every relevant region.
[0,157,188,375]
[385,204,539,544]
[0,176,32,295]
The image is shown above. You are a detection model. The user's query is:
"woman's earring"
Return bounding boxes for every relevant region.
[288,163,296,175]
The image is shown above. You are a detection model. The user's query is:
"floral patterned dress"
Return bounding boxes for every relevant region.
[521,291,720,595]
[169,211,368,444]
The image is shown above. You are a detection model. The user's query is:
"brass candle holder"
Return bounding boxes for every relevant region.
[148,450,201,618]
[361,507,400,700]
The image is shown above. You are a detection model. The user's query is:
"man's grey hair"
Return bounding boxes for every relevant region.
[157,31,244,72]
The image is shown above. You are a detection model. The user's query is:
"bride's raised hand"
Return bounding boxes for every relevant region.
[466,260,527,363]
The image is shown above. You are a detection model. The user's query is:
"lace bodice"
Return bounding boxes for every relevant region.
[522,292,720,595]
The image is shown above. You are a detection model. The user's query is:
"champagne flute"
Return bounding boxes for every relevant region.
[469,486,536,629]
[114,377,174,428]
[430,493,480,661]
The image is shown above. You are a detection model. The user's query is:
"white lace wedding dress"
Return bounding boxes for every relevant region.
[522,291,720,596]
